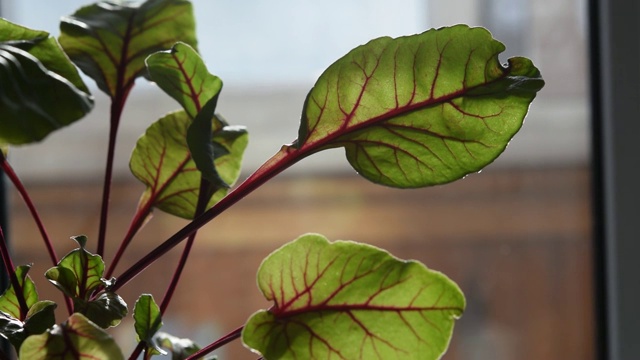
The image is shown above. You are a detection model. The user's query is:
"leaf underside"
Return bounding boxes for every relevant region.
[243,234,465,360]
[297,25,544,188]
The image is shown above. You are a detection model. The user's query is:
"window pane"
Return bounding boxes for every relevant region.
[4,1,593,359]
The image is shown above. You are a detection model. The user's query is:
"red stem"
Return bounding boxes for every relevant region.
[0,153,57,266]
[184,325,243,360]
[159,178,211,314]
[0,226,28,320]
[112,144,305,292]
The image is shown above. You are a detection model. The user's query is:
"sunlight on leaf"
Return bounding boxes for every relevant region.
[134,294,166,356]
[295,25,544,188]
[0,265,38,320]
[19,313,124,360]
[59,0,196,97]
[130,110,247,219]
[243,234,465,360]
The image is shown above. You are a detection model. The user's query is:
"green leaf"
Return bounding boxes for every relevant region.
[59,0,196,97]
[243,234,465,360]
[146,41,227,187]
[134,294,165,356]
[154,331,203,360]
[74,292,128,329]
[296,25,544,188]
[44,267,78,299]
[19,313,124,360]
[23,300,57,336]
[0,26,94,144]
[146,42,222,119]
[0,265,38,320]
[130,110,247,219]
[0,311,25,349]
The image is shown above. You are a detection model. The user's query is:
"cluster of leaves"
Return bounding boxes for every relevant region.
[0,0,543,359]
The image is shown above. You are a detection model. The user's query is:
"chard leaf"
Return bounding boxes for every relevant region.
[155,331,203,360]
[74,292,128,329]
[19,313,124,360]
[130,110,247,219]
[23,300,57,336]
[59,0,196,97]
[0,18,94,145]
[293,25,544,188]
[45,235,104,299]
[243,234,464,360]
[146,41,226,187]
[134,294,165,356]
[0,265,38,320]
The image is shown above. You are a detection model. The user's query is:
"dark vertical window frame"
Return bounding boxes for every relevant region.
[591,0,640,359]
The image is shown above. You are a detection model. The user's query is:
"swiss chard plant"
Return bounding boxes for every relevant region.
[0,0,544,359]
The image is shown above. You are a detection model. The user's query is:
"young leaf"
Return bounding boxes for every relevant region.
[0,265,38,320]
[134,294,166,356]
[295,25,544,188]
[59,0,196,97]
[243,234,465,360]
[130,110,247,219]
[0,22,94,144]
[146,42,222,119]
[74,292,128,329]
[23,300,57,337]
[45,235,104,299]
[146,42,227,187]
[154,331,204,360]
[19,313,124,360]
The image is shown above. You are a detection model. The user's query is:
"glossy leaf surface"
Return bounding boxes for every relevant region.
[134,294,165,356]
[75,292,128,329]
[19,313,124,360]
[154,331,203,360]
[130,110,247,219]
[296,25,544,188]
[59,0,196,97]
[0,20,93,145]
[146,41,226,186]
[243,234,465,360]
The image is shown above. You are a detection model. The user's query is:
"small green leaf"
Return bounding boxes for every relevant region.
[243,234,465,360]
[155,331,204,360]
[296,25,544,188]
[59,0,196,97]
[19,313,124,360]
[146,42,222,119]
[23,300,57,336]
[74,292,128,329]
[45,236,104,299]
[130,110,247,219]
[134,294,165,356]
[0,265,38,320]
[0,36,93,144]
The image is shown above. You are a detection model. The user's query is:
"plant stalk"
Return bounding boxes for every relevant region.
[0,227,28,320]
[185,325,243,360]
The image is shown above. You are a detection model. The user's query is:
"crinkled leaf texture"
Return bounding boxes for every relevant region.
[130,110,248,219]
[243,234,465,360]
[0,19,93,145]
[19,313,124,360]
[295,25,544,188]
[59,0,196,97]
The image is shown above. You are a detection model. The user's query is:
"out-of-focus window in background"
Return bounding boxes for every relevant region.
[2,1,593,359]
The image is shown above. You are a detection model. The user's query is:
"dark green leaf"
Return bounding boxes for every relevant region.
[186,98,228,187]
[44,266,78,299]
[0,43,93,145]
[243,234,465,360]
[19,313,124,360]
[74,292,127,329]
[295,25,544,188]
[0,311,25,349]
[130,110,247,219]
[0,265,38,320]
[59,0,196,97]
[155,331,203,360]
[23,300,57,336]
[134,294,165,356]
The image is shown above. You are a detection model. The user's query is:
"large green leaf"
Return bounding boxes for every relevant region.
[0,19,93,145]
[243,234,465,360]
[19,313,124,360]
[130,110,247,219]
[294,25,543,188]
[59,0,196,97]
